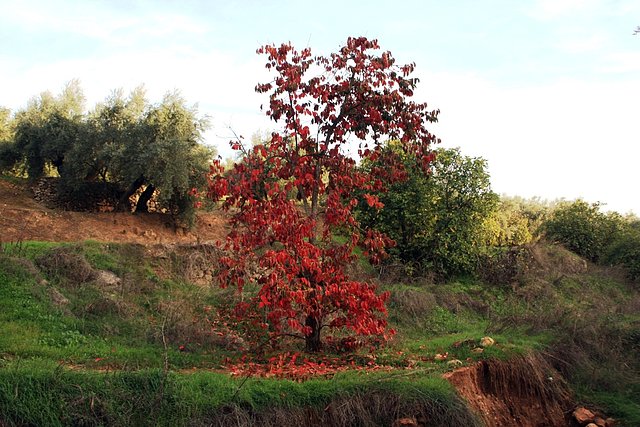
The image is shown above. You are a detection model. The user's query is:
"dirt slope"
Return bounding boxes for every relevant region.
[0,179,228,245]
[444,354,575,427]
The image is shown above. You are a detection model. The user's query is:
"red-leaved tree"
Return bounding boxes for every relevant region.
[208,37,440,352]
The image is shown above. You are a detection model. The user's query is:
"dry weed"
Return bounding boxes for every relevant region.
[35,246,96,285]
[191,391,479,427]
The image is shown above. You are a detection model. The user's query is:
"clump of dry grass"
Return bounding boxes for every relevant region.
[482,352,573,406]
[389,287,437,321]
[149,298,246,351]
[193,391,480,427]
[35,246,96,285]
[477,242,589,288]
[446,352,575,427]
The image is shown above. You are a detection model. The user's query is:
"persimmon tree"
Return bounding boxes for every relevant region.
[207,37,440,352]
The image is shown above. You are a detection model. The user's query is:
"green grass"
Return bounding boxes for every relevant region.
[0,241,481,424]
[575,388,640,427]
[0,240,61,259]
[1,240,639,425]
[0,244,229,371]
[0,364,478,426]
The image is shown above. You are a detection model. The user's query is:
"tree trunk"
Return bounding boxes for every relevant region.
[135,184,155,213]
[309,159,322,245]
[116,176,145,212]
[52,156,64,175]
[304,315,322,352]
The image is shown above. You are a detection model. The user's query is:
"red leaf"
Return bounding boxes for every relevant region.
[205,36,438,352]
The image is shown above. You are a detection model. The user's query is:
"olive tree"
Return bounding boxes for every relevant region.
[110,91,212,224]
[11,80,85,180]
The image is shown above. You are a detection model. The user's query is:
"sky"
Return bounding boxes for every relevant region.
[1,0,639,214]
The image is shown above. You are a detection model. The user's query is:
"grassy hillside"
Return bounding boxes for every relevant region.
[0,240,638,425]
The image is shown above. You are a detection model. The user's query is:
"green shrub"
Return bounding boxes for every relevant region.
[542,200,623,262]
[359,146,497,280]
[604,221,640,280]
[480,196,551,247]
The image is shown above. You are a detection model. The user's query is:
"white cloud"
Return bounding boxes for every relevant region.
[557,33,608,53]
[416,71,640,214]
[529,0,602,20]
[528,0,640,22]
[2,0,639,214]
[3,1,130,40]
[1,0,208,46]
[598,51,640,73]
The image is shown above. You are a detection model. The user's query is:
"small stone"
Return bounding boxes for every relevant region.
[434,353,448,361]
[586,424,598,427]
[95,270,122,288]
[480,336,495,347]
[573,407,596,425]
[471,347,484,353]
[447,359,463,367]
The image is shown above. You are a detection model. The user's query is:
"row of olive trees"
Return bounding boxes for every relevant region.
[0,81,213,226]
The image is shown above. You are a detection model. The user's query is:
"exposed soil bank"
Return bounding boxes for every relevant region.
[445,353,574,427]
[0,179,228,245]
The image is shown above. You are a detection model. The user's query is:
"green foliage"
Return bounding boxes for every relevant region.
[359,146,498,279]
[603,218,640,280]
[0,149,23,175]
[541,200,640,280]
[543,200,624,262]
[480,196,551,247]
[0,106,17,174]
[0,107,13,143]
[131,92,212,225]
[60,87,147,186]
[2,83,213,226]
[10,80,85,180]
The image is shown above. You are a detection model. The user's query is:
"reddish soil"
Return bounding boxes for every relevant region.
[444,356,574,427]
[0,179,228,245]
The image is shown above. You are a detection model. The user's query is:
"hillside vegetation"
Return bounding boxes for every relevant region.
[1,38,639,426]
[0,225,638,425]
[1,149,639,425]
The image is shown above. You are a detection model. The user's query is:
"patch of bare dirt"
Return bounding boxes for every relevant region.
[0,179,228,245]
[444,353,574,427]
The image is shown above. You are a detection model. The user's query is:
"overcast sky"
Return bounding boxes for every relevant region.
[1,0,639,214]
